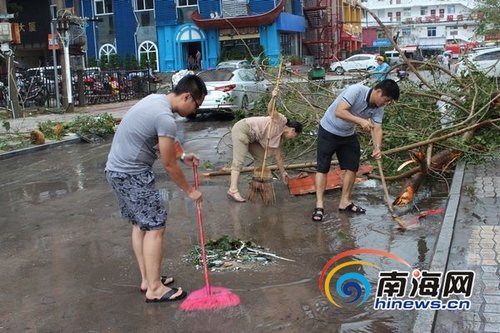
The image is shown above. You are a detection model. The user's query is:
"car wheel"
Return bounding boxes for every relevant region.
[241,95,249,111]
[334,67,345,75]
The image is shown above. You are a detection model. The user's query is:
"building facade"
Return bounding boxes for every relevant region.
[79,0,305,72]
[361,0,477,53]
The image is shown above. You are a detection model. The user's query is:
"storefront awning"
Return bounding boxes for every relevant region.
[418,44,444,50]
[400,45,417,53]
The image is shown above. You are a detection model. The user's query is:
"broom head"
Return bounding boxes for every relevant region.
[247,167,275,205]
[180,286,240,311]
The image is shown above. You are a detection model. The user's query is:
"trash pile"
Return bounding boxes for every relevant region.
[183,235,294,272]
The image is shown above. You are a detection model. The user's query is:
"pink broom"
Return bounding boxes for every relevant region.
[180,163,240,311]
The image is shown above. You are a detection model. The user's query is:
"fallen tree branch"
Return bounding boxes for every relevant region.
[202,160,337,177]
[247,248,295,262]
[382,118,499,156]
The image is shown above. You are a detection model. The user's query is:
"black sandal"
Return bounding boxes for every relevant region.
[312,208,324,222]
[338,203,366,214]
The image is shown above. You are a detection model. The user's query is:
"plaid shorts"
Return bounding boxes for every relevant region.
[105,170,167,231]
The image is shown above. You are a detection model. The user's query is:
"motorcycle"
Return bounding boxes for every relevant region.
[17,76,49,107]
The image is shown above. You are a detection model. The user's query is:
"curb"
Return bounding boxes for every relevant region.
[0,136,82,160]
[412,160,466,333]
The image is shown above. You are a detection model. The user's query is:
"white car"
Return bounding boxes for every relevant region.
[215,60,252,70]
[455,47,500,77]
[195,68,270,116]
[330,54,379,75]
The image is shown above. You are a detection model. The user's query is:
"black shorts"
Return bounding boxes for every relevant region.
[316,125,360,173]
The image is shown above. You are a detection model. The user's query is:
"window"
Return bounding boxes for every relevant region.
[430,9,436,16]
[95,0,113,15]
[402,27,411,36]
[377,10,384,18]
[427,26,436,37]
[177,0,198,7]
[475,50,499,61]
[404,8,411,17]
[439,9,445,18]
[388,12,393,21]
[396,0,401,4]
[447,5,455,14]
[99,43,116,62]
[396,12,401,21]
[420,7,427,16]
[450,30,458,36]
[135,0,154,11]
[138,41,159,71]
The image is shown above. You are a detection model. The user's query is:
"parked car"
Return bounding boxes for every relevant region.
[384,50,403,65]
[195,68,270,116]
[454,47,500,78]
[330,54,378,74]
[215,60,252,70]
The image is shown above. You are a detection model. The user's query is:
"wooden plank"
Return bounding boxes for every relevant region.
[287,165,374,195]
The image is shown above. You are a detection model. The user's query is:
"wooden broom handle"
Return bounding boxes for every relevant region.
[260,62,284,179]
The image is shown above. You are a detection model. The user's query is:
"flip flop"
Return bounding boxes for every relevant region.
[140,275,175,293]
[339,203,366,214]
[312,208,324,222]
[145,288,187,303]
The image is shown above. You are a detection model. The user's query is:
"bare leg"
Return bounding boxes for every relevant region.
[229,170,240,193]
[143,228,182,300]
[315,172,328,209]
[131,226,147,290]
[339,170,356,209]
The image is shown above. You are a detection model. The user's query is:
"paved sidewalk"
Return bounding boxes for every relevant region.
[414,159,500,332]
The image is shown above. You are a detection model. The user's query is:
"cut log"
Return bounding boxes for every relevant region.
[201,161,337,177]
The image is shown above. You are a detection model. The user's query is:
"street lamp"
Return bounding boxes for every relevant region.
[56,15,72,108]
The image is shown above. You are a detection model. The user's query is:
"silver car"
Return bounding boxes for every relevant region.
[196,68,270,115]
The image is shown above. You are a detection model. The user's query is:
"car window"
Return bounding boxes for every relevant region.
[239,69,257,81]
[197,70,234,81]
[358,56,370,61]
[475,51,500,61]
[347,56,359,62]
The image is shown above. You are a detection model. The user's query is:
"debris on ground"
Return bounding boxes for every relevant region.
[183,235,294,272]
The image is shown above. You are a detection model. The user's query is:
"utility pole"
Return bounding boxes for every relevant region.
[56,0,73,112]
[0,0,21,118]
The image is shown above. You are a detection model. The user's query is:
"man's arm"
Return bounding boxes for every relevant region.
[371,124,383,160]
[335,100,373,131]
[158,136,202,203]
[268,88,280,119]
[274,148,288,183]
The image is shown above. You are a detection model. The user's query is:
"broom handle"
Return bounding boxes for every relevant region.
[260,62,284,179]
[376,158,395,215]
[193,163,211,296]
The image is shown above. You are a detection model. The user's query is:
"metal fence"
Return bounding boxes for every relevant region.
[0,68,159,109]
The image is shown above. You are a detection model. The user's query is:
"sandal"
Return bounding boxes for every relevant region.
[312,208,324,222]
[339,203,366,214]
[227,191,246,203]
[145,288,187,303]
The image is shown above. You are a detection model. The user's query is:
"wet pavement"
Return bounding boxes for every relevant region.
[0,103,497,332]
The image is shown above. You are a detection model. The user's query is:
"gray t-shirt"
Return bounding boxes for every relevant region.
[320,84,384,137]
[105,94,177,173]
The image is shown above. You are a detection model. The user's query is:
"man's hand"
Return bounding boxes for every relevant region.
[372,148,382,160]
[182,153,200,166]
[281,171,289,184]
[360,119,374,131]
[188,189,203,204]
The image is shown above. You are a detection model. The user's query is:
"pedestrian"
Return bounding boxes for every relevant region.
[370,56,390,82]
[188,55,195,70]
[195,50,201,70]
[227,88,303,202]
[311,79,400,222]
[105,75,207,303]
[442,53,450,70]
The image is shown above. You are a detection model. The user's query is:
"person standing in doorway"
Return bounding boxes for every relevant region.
[105,75,207,302]
[195,50,201,71]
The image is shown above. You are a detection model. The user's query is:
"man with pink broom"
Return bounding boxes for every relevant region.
[105,75,207,303]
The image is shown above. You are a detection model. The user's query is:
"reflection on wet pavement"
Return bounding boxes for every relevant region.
[0,117,449,332]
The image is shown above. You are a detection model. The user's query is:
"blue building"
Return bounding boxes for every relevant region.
[80,0,305,72]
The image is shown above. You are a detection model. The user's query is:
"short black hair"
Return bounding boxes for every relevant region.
[286,119,303,134]
[374,79,400,101]
[173,74,207,99]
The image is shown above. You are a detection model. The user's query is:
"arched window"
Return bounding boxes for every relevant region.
[138,41,159,71]
[99,43,117,63]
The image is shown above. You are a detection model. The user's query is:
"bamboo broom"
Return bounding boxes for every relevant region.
[247,62,284,205]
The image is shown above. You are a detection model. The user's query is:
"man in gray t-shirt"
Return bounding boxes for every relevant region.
[312,79,400,222]
[105,75,207,303]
